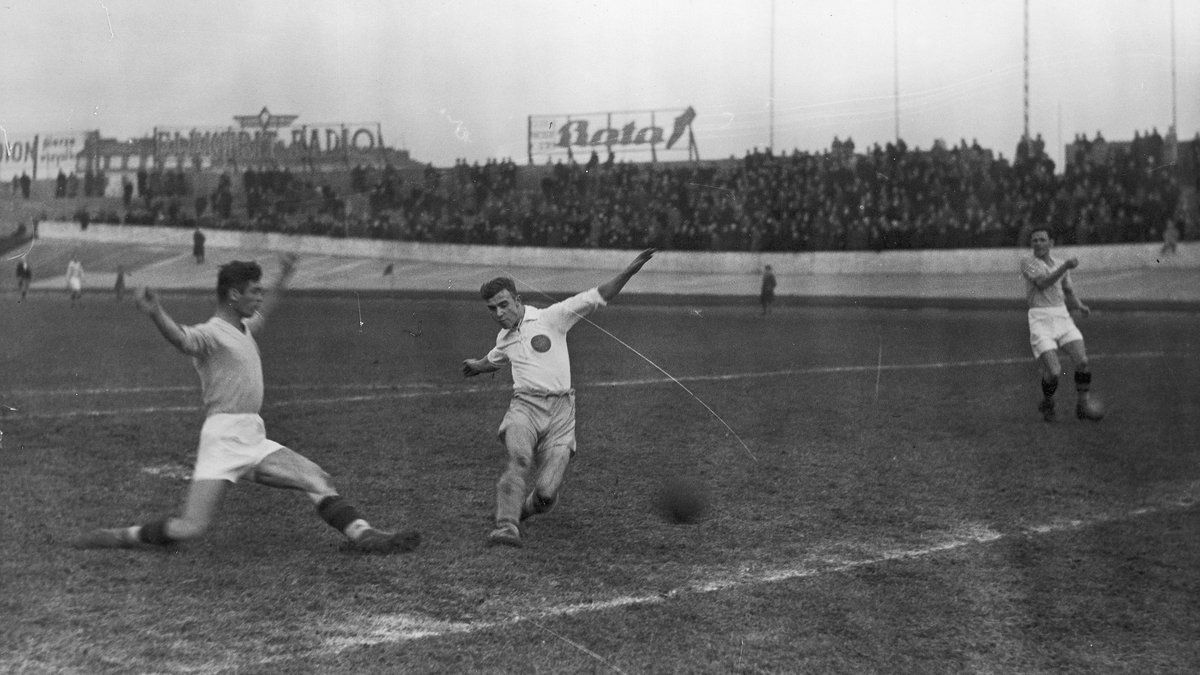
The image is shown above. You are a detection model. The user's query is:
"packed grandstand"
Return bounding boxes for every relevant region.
[5,130,1197,254]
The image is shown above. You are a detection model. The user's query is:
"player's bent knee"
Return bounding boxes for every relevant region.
[532,491,557,512]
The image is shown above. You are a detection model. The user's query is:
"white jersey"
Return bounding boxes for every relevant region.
[178,313,266,416]
[486,288,606,392]
[1021,255,1068,309]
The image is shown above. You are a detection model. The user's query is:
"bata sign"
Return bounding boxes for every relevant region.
[527,106,697,163]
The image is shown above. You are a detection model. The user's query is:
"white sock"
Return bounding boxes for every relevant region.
[344,519,371,540]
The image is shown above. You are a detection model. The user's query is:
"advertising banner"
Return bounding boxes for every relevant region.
[527,106,696,164]
[152,122,384,165]
[0,133,38,182]
[1,131,88,181]
[39,132,88,178]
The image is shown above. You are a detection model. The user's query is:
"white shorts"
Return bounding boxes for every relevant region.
[192,413,284,482]
[1028,306,1083,358]
[499,390,577,458]
[68,277,82,292]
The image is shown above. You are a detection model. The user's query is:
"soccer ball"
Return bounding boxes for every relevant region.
[1079,397,1105,421]
[655,478,709,524]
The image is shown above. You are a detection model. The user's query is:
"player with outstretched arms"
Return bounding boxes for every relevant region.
[1021,226,1098,422]
[66,255,84,304]
[462,248,655,548]
[75,254,421,553]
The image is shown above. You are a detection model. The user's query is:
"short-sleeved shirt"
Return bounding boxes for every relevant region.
[486,288,606,392]
[178,313,266,416]
[1021,255,1067,309]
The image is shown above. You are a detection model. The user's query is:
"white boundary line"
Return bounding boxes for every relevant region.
[4,382,444,397]
[314,481,1199,655]
[3,350,1181,420]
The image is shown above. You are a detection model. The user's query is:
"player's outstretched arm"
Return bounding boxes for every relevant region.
[462,358,500,378]
[259,252,298,319]
[136,287,189,353]
[597,248,655,302]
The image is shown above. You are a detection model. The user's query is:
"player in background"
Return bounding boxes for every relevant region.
[75,254,421,553]
[1021,226,1096,422]
[760,264,777,315]
[462,248,655,548]
[16,258,32,302]
[193,227,206,264]
[66,255,84,305]
[114,265,128,302]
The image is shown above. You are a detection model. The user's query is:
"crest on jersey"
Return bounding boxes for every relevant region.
[531,334,552,352]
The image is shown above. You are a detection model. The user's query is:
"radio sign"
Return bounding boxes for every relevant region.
[290,125,380,152]
[152,123,382,161]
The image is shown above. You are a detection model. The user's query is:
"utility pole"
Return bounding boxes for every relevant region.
[769,0,776,152]
[893,0,900,142]
[1170,0,1178,137]
[1023,0,1030,141]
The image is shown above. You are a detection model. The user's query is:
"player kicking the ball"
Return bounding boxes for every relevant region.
[462,248,655,548]
[1021,226,1098,422]
[74,254,421,553]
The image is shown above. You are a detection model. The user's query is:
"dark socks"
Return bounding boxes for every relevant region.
[1041,377,1059,400]
[317,495,361,532]
[138,517,175,545]
[1074,370,1091,395]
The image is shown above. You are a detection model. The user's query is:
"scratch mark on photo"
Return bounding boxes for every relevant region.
[440,109,472,143]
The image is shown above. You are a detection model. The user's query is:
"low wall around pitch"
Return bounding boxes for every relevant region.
[35,221,1199,275]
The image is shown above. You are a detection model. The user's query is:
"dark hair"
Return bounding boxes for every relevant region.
[217,260,262,300]
[480,277,517,300]
[1029,225,1053,240]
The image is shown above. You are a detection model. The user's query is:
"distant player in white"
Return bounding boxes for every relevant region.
[462,248,655,547]
[1021,226,1096,421]
[75,255,421,553]
[66,255,84,304]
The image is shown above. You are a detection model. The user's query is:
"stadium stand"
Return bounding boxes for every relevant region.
[5,133,1197,253]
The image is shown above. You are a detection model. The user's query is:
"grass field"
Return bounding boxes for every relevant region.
[3,290,1199,674]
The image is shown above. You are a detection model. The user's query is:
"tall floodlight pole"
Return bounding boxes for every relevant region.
[1057,101,1063,170]
[893,0,900,142]
[769,0,776,152]
[1171,0,1177,136]
[1023,0,1030,141]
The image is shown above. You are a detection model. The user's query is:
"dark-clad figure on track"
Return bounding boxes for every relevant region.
[193,227,206,264]
[16,259,32,302]
[461,249,655,548]
[760,264,777,315]
[75,254,421,554]
[114,265,128,302]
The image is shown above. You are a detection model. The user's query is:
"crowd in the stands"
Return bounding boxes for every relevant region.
[55,129,1198,250]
